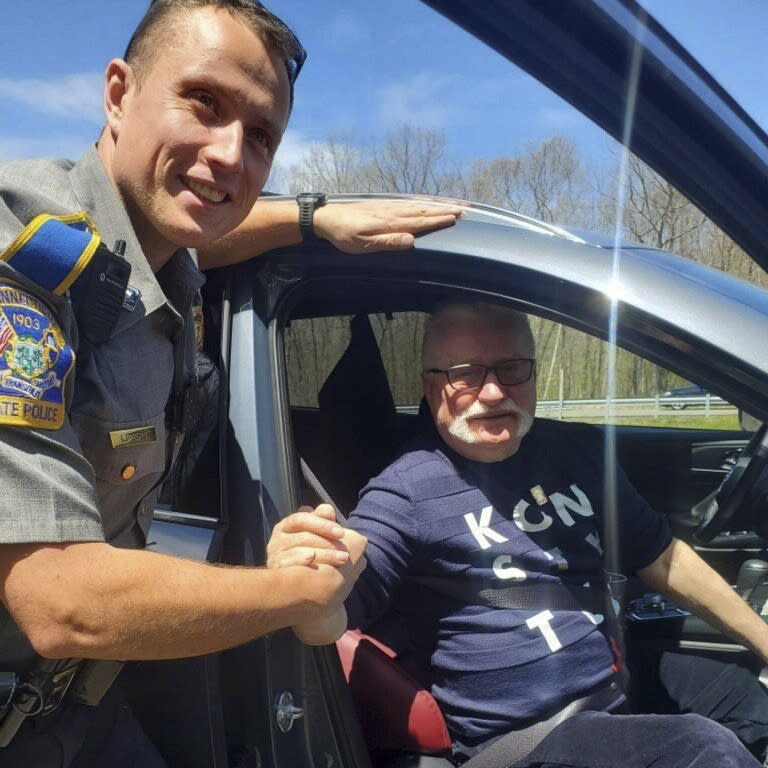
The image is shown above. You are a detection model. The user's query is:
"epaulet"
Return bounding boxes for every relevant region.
[0,212,130,344]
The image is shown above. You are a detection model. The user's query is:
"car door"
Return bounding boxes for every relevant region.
[240,214,767,757]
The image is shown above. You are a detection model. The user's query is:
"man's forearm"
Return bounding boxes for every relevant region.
[639,538,768,662]
[198,201,301,270]
[198,199,463,270]
[0,541,345,660]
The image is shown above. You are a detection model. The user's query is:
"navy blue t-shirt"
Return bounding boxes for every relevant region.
[345,419,671,747]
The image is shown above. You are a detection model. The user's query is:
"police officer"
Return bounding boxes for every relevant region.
[0,0,457,763]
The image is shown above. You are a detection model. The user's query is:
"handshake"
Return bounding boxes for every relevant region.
[267,504,368,645]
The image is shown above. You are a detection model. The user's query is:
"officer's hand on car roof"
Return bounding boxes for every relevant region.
[313,200,463,254]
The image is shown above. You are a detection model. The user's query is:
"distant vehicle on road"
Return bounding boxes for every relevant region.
[660,384,725,409]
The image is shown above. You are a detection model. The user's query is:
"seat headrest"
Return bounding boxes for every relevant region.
[317,315,400,508]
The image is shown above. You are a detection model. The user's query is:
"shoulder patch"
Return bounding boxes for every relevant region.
[0,282,74,429]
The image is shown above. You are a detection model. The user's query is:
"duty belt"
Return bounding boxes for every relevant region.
[0,657,124,747]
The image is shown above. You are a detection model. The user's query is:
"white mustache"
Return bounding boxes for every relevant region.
[447,396,534,447]
[460,400,526,419]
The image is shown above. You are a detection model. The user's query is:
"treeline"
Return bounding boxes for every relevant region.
[281,125,760,406]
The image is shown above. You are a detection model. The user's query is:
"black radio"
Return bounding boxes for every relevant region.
[68,239,131,345]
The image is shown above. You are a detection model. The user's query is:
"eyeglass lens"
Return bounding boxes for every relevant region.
[448,360,533,389]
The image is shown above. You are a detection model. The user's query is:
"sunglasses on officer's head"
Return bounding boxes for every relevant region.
[246,0,307,86]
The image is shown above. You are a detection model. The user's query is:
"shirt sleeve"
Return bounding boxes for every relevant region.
[345,465,421,630]
[615,460,672,572]
[0,421,104,543]
[0,277,103,543]
[0,176,104,544]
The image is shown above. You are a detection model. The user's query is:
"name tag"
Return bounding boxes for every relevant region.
[109,426,157,449]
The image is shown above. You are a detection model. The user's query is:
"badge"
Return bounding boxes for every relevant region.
[531,485,548,506]
[0,282,74,429]
[109,426,157,449]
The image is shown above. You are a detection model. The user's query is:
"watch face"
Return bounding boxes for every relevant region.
[297,193,327,206]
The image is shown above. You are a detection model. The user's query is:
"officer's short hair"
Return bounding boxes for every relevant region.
[124,0,304,100]
[422,300,535,369]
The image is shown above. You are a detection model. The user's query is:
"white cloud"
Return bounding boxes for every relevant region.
[267,129,321,193]
[377,72,456,129]
[273,129,317,168]
[0,72,104,123]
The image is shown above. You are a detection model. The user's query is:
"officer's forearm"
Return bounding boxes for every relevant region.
[198,201,301,270]
[0,541,344,660]
[639,538,768,663]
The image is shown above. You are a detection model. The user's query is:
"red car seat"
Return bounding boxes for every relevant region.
[336,629,452,756]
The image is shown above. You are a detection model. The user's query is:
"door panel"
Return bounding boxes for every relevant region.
[614,426,754,580]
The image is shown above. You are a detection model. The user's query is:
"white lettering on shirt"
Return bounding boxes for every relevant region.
[549,485,594,527]
[493,555,527,581]
[585,531,603,554]
[526,610,562,652]
[464,506,508,550]
[513,500,552,533]
[544,547,569,571]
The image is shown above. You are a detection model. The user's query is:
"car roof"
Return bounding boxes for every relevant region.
[261,194,768,384]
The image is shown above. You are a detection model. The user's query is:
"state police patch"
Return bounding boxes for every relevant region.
[0,282,74,429]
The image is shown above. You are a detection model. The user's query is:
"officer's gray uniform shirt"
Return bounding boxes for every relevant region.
[0,145,204,548]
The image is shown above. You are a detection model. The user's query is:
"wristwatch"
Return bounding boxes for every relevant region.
[296,192,328,243]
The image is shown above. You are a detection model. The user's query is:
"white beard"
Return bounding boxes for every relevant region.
[447,398,534,446]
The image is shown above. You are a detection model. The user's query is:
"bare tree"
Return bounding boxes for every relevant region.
[604,153,708,253]
[289,137,367,193]
[463,137,590,227]
[465,156,525,211]
[522,136,583,224]
[369,124,454,195]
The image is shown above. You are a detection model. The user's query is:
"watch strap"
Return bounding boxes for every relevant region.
[296,193,327,242]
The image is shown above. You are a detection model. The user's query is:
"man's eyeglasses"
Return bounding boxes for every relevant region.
[425,359,536,391]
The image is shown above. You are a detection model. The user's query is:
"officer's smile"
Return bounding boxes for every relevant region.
[183,177,230,205]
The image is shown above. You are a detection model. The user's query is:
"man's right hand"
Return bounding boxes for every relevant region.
[267,505,367,644]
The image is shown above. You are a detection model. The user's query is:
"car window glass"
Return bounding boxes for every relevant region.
[285,312,427,408]
[533,318,740,430]
[285,316,352,407]
[157,297,222,519]
[286,312,739,431]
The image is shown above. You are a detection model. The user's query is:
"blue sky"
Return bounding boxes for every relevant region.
[0,1,765,180]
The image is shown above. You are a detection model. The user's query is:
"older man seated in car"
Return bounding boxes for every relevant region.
[269,301,768,768]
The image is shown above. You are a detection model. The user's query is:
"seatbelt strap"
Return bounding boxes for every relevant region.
[416,575,627,677]
[299,457,345,523]
[414,577,608,615]
[461,682,625,768]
